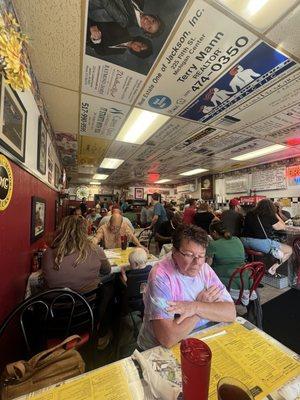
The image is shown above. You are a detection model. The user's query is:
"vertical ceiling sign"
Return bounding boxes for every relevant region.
[136,0,258,115]
[80,94,130,139]
[82,0,188,104]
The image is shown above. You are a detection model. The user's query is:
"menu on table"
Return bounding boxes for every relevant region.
[104,248,156,267]
[171,322,300,400]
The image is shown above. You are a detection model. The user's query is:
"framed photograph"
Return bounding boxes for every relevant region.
[0,76,27,162]
[37,116,47,174]
[54,164,60,188]
[31,196,46,243]
[134,187,144,199]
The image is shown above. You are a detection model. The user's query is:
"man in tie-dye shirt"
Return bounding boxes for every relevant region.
[138,224,236,350]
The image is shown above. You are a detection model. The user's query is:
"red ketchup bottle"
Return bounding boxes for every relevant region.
[180,338,212,400]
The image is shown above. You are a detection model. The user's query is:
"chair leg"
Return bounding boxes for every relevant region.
[129,312,139,340]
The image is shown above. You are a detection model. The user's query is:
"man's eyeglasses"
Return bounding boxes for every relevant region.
[176,248,205,261]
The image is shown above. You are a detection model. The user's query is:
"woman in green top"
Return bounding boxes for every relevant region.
[206,220,247,290]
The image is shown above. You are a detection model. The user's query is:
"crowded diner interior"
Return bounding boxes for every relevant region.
[1,0,300,399]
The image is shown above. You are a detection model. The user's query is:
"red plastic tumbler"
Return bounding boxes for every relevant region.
[180,338,212,400]
[121,235,127,250]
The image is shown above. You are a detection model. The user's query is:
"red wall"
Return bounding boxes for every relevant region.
[0,159,58,325]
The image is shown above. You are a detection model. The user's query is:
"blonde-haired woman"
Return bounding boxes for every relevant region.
[42,215,111,292]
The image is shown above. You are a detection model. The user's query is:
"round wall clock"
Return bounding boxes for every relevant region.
[76,186,89,199]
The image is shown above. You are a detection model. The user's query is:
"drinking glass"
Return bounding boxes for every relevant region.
[217,377,254,400]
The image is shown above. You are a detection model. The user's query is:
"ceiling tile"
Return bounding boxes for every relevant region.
[39,84,80,134]
[267,4,300,59]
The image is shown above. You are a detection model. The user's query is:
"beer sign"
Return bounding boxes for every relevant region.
[0,154,13,211]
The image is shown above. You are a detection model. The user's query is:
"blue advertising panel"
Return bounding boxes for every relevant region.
[180,42,296,123]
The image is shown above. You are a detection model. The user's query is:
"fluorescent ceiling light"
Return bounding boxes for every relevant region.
[246,0,268,16]
[231,144,286,161]
[100,158,124,169]
[116,108,169,144]
[155,179,171,183]
[90,181,101,185]
[92,174,108,180]
[180,168,208,176]
[218,0,293,31]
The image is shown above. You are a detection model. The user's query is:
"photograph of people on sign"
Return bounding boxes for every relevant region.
[201,175,213,201]
[181,42,296,123]
[85,0,187,76]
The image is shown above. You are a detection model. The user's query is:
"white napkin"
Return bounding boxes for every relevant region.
[132,350,181,400]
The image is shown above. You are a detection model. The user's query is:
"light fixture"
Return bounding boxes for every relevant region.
[155,179,171,183]
[116,108,169,144]
[180,168,208,176]
[217,0,292,31]
[246,0,268,16]
[100,158,124,169]
[90,181,101,185]
[231,144,286,161]
[92,174,109,180]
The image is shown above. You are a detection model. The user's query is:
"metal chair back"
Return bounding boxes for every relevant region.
[137,228,153,249]
[0,288,94,357]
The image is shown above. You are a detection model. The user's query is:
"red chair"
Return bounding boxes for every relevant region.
[227,262,265,328]
[245,247,264,262]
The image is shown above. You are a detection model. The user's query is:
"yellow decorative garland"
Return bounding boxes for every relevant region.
[0,11,31,90]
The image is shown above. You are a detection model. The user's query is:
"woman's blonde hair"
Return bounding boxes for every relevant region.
[51,216,96,269]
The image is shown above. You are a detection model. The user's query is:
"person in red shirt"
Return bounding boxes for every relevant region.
[183,199,197,224]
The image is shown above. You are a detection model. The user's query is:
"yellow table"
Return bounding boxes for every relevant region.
[104,248,158,273]
[17,318,300,400]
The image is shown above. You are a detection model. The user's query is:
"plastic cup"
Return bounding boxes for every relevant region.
[121,235,127,250]
[180,338,212,400]
[217,377,254,400]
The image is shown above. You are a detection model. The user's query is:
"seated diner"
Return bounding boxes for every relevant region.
[206,220,246,289]
[137,224,236,350]
[241,199,293,275]
[93,213,146,250]
[42,215,111,292]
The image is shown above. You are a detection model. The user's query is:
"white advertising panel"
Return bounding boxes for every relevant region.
[181,42,297,124]
[83,0,188,104]
[80,94,130,139]
[136,0,257,114]
[105,141,139,160]
[216,138,272,159]
[213,69,300,132]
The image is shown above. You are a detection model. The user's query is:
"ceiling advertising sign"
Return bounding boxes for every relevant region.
[137,0,257,115]
[181,42,297,123]
[82,0,188,104]
[0,154,13,211]
[80,94,130,139]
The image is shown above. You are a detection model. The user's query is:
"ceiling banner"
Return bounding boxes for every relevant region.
[136,0,257,115]
[83,0,188,104]
[180,41,297,123]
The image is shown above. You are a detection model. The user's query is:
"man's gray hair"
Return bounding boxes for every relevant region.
[129,248,148,268]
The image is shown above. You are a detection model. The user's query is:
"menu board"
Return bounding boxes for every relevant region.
[225,175,249,194]
[252,167,286,191]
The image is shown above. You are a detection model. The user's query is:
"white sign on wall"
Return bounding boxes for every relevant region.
[225,175,249,194]
[252,167,286,191]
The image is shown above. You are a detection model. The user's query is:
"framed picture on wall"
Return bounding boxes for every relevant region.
[134,187,144,199]
[31,196,46,243]
[0,76,27,162]
[37,116,47,174]
[54,164,60,188]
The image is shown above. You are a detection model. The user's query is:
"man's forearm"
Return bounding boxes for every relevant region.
[153,315,200,349]
[195,301,236,322]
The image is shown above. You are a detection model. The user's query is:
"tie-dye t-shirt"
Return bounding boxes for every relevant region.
[137,253,233,350]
